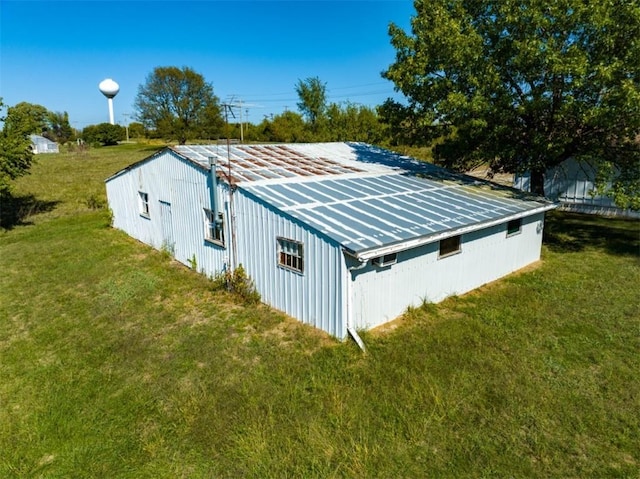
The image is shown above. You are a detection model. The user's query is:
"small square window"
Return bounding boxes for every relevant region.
[439,235,461,258]
[372,253,397,267]
[277,237,304,273]
[139,192,149,217]
[507,218,522,236]
[204,209,224,246]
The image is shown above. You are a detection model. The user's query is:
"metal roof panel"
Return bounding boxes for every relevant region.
[242,169,555,255]
[162,142,556,256]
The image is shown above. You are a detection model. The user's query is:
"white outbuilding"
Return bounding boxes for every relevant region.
[30,135,59,154]
[106,142,556,342]
[514,158,639,218]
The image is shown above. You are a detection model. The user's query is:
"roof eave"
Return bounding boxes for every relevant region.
[104,146,210,183]
[350,202,558,261]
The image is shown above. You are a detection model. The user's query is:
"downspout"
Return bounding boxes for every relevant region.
[225,139,238,273]
[346,256,369,352]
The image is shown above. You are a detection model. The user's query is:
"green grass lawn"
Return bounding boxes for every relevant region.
[1,144,639,478]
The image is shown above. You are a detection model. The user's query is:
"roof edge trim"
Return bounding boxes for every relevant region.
[104,146,210,183]
[354,202,558,261]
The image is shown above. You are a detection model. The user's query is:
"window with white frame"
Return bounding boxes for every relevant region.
[506,218,522,236]
[439,235,461,258]
[277,237,304,273]
[139,191,150,217]
[204,209,224,246]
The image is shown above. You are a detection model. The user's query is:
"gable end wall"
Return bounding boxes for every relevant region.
[106,150,228,275]
[233,189,347,339]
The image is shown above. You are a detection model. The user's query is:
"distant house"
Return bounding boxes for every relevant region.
[514,158,639,218]
[30,135,59,154]
[106,142,556,342]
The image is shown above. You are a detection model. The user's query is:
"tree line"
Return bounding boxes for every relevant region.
[2,0,638,208]
[130,67,387,145]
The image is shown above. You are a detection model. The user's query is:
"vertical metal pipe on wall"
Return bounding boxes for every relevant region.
[207,157,219,222]
[346,254,368,352]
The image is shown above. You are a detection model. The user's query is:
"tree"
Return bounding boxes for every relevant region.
[0,99,35,196]
[134,66,224,144]
[326,102,384,143]
[384,0,640,208]
[295,77,327,128]
[82,123,125,146]
[2,102,75,145]
[2,102,49,137]
[378,98,435,147]
[259,111,309,143]
[46,111,74,144]
[128,122,146,139]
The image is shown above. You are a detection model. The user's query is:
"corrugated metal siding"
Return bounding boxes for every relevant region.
[233,189,347,338]
[514,159,639,218]
[30,135,59,154]
[106,142,557,339]
[106,150,348,338]
[351,212,546,330]
[106,150,229,275]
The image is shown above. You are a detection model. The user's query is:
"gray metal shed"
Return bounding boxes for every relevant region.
[106,142,556,341]
[30,135,59,154]
[514,158,639,218]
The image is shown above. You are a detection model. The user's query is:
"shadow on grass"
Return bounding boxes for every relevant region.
[0,193,59,230]
[544,211,640,256]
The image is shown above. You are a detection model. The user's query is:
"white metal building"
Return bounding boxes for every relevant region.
[106,142,556,341]
[514,158,639,218]
[30,135,59,154]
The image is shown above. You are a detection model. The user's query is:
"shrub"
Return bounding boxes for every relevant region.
[212,264,261,304]
[86,193,106,209]
[82,123,125,146]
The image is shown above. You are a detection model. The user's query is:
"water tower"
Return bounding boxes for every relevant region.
[99,78,120,125]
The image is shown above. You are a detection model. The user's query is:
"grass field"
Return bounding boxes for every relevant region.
[1,144,639,478]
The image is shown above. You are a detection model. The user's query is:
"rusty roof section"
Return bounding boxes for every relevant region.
[171,143,368,184]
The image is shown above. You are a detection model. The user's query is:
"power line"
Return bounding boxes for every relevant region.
[222,83,405,124]
[328,82,392,91]
[242,89,397,104]
[238,81,394,101]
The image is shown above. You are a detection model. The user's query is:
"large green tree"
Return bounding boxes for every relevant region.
[384,0,640,208]
[294,78,384,142]
[2,102,74,145]
[326,102,384,143]
[295,77,327,128]
[46,111,74,144]
[134,66,224,144]
[0,99,35,196]
[258,111,310,143]
[3,102,49,137]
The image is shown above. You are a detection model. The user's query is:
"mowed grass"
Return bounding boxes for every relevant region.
[1,144,639,478]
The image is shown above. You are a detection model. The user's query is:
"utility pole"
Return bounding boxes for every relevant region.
[123,113,130,142]
[239,100,244,143]
[221,103,238,278]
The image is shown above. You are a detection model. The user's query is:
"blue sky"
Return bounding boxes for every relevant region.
[1,0,415,129]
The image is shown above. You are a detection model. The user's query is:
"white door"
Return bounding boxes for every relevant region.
[159,201,175,254]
